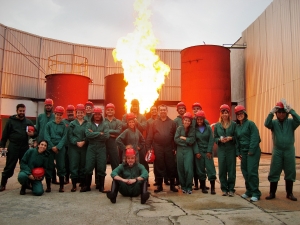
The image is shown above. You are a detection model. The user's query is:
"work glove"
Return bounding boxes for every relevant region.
[270,107,278,114]
[281,98,292,113]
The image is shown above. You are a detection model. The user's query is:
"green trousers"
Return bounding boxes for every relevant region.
[194,151,216,181]
[218,148,236,192]
[176,149,194,191]
[18,171,44,196]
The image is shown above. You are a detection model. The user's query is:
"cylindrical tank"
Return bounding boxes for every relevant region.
[181,45,231,124]
[45,74,91,117]
[104,73,127,120]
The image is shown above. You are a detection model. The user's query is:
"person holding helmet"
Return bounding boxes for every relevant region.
[68,104,88,192]
[214,104,237,196]
[18,140,49,196]
[235,105,261,202]
[174,102,186,128]
[106,148,149,204]
[84,101,94,122]
[104,103,122,170]
[44,106,68,193]
[82,107,109,192]
[193,110,217,194]
[174,112,195,194]
[116,113,145,161]
[264,100,300,201]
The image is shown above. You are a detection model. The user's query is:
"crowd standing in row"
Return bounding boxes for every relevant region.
[0,98,299,204]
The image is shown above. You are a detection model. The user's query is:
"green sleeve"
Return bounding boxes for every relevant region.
[248,121,261,154]
[214,123,221,144]
[289,109,300,129]
[111,164,124,178]
[192,142,200,154]
[0,120,11,148]
[109,120,122,136]
[68,123,78,145]
[138,164,149,179]
[85,122,101,139]
[20,149,32,175]
[56,125,67,151]
[138,131,145,151]
[44,122,54,149]
[264,113,274,130]
[207,126,214,153]
[136,116,147,132]
[116,130,127,152]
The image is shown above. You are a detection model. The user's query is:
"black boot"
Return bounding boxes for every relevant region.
[79,178,86,192]
[71,178,77,192]
[210,180,216,195]
[45,178,51,192]
[199,179,210,190]
[154,178,163,193]
[106,180,119,203]
[59,176,64,192]
[80,175,92,192]
[20,184,26,195]
[141,181,150,204]
[200,180,208,193]
[170,178,178,192]
[286,180,297,201]
[64,174,70,184]
[0,176,8,192]
[99,176,109,193]
[265,182,278,200]
[193,177,199,190]
[164,178,170,185]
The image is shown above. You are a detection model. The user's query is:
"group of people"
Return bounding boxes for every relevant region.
[0,98,298,204]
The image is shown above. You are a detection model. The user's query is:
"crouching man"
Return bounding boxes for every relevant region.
[106,148,150,204]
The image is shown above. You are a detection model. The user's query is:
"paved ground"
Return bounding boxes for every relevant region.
[0,154,299,225]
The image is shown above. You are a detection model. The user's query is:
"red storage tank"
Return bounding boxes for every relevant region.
[104,73,127,120]
[45,74,91,117]
[181,45,231,124]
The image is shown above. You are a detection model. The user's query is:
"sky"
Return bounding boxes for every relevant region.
[0,0,273,50]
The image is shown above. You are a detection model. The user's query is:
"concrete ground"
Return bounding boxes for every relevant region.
[0,154,299,225]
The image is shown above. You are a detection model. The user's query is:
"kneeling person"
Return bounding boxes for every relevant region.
[107,148,149,204]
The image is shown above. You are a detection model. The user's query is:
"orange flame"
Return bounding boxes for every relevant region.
[112,0,170,114]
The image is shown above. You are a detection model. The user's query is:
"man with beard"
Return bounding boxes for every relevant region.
[84,101,94,122]
[0,104,36,191]
[174,102,186,128]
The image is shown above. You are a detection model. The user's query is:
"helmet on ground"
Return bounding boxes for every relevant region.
[192,102,202,109]
[76,104,85,111]
[54,106,65,114]
[145,150,155,163]
[106,103,115,109]
[220,104,230,112]
[195,110,206,119]
[183,112,193,120]
[276,102,284,109]
[27,126,35,132]
[125,148,136,157]
[66,105,75,111]
[85,101,94,108]
[126,113,136,121]
[93,107,102,113]
[44,98,53,105]
[177,102,186,109]
[234,105,246,114]
[32,167,45,178]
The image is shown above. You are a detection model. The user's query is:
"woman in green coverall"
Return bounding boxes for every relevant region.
[18,140,49,196]
[68,104,88,192]
[82,107,109,193]
[234,105,261,202]
[193,110,217,194]
[264,100,300,201]
[214,104,236,197]
[174,112,195,194]
[106,148,149,204]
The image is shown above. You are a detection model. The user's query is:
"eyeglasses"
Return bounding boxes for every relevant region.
[236,112,244,116]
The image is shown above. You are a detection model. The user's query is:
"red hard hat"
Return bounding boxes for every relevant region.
[93,107,102,113]
[177,102,186,108]
[66,105,75,111]
[125,148,136,157]
[276,102,284,109]
[220,104,230,112]
[195,110,206,119]
[126,113,136,121]
[44,98,53,105]
[27,126,35,132]
[76,104,85,110]
[85,101,94,108]
[106,103,115,109]
[183,112,193,120]
[192,102,202,109]
[145,150,155,163]
[234,105,246,114]
[54,106,65,114]
[32,167,45,178]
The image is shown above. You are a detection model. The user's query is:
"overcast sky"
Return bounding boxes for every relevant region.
[0,0,273,49]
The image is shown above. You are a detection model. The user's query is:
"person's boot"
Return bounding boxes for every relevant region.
[193,177,199,190]
[141,181,150,204]
[200,180,208,193]
[210,180,216,195]
[170,178,178,192]
[99,176,109,193]
[20,184,26,195]
[106,180,119,203]
[164,178,170,185]
[79,178,86,192]
[265,182,278,200]
[59,176,64,192]
[154,178,163,193]
[95,171,100,189]
[199,179,210,190]
[80,175,92,192]
[0,176,8,192]
[71,178,77,192]
[286,180,297,201]
[45,178,51,192]
[52,168,59,184]
[64,174,70,184]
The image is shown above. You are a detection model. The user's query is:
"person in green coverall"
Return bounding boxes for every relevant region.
[193,110,216,195]
[104,103,122,170]
[84,101,94,122]
[264,100,300,201]
[0,103,36,192]
[214,104,236,197]
[106,148,149,204]
[174,112,195,194]
[44,106,68,193]
[174,102,186,128]
[234,105,261,202]
[81,107,109,193]
[18,140,49,196]
[68,104,88,192]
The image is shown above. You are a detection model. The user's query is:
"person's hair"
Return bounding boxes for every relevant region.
[158,104,168,110]
[91,113,103,123]
[38,140,48,147]
[219,111,231,129]
[16,103,26,110]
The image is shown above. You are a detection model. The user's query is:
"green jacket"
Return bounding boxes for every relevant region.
[111,162,149,180]
[116,128,145,153]
[20,148,49,175]
[214,121,236,149]
[84,114,93,123]
[36,110,54,142]
[174,116,183,128]
[122,113,147,133]
[104,117,122,138]
[85,121,109,147]
[44,120,67,151]
[174,125,195,148]
[193,124,214,154]
[63,118,74,146]
[68,119,88,147]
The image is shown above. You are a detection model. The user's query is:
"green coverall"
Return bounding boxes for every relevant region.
[85,121,109,176]
[235,116,261,199]
[104,117,122,170]
[174,125,195,191]
[44,120,67,178]
[174,116,183,128]
[193,124,216,181]
[111,162,149,196]
[36,110,54,142]
[84,114,93,123]
[214,121,237,193]
[68,119,88,179]
[18,148,48,196]
[264,109,300,182]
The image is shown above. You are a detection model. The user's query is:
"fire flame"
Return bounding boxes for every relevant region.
[112,0,170,114]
